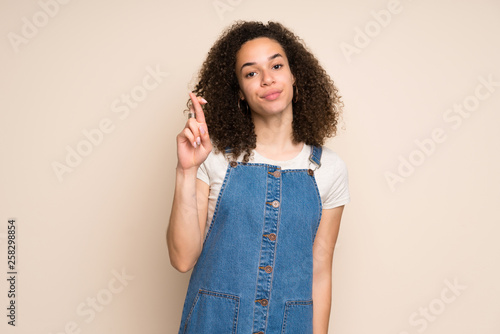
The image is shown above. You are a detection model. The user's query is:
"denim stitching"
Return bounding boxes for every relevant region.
[265,167,282,331]
[184,289,240,334]
[308,173,323,242]
[202,163,233,246]
[281,300,313,334]
[182,290,201,334]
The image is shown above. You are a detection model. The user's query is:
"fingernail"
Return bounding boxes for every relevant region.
[196,137,201,146]
[193,141,197,149]
[201,98,208,103]
[199,125,205,135]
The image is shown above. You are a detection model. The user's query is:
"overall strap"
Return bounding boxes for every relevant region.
[309,145,322,169]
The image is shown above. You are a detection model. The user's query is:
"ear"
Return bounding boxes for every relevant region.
[238,90,245,100]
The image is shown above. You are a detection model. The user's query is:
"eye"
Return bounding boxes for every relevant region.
[272,64,283,70]
[245,71,257,78]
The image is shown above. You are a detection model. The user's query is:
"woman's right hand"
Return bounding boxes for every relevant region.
[176,92,213,171]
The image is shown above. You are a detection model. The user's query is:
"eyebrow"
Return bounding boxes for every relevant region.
[240,53,283,72]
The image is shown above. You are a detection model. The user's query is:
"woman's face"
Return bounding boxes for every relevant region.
[235,37,295,118]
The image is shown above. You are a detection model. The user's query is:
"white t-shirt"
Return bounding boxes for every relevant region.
[197,143,350,238]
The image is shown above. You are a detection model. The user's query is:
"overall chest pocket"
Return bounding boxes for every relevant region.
[183,289,240,334]
[281,300,313,334]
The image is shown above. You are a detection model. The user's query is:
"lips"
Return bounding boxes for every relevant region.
[262,89,282,101]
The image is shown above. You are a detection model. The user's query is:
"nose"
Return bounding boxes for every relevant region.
[261,69,275,86]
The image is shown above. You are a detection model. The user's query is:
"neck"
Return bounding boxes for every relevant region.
[251,108,302,159]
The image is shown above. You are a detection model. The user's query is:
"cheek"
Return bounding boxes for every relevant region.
[240,81,258,99]
[284,71,295,85]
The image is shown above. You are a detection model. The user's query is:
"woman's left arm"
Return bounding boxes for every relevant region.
[312,206,345,334]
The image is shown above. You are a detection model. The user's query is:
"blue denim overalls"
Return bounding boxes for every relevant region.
[178,146,323,334]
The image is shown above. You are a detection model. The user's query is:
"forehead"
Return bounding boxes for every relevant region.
[236,37,287,64]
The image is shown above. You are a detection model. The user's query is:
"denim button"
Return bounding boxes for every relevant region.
[271,200,279,208]
[256,299,268,306]
[230,161,238,167]
[308,169,314,176]
[259,265,273,273]
[268,233,276,241]
[273,170,281,178]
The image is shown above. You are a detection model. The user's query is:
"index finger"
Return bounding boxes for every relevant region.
[188,92,207,124]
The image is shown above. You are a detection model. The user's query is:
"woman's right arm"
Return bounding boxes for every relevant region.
[167,92,212,273]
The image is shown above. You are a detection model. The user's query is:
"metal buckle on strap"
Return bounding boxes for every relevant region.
[308,156,321,171]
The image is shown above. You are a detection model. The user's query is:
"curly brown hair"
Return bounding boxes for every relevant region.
[191,20,343,163]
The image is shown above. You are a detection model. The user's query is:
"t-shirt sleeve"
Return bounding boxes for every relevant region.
[322,154,350,209]
[197,160,210,185]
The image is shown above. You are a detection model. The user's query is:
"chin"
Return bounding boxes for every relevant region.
[262,98,292,111]
[254,106,291,117]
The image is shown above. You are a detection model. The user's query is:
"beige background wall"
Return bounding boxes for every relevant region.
[1,0,499,333]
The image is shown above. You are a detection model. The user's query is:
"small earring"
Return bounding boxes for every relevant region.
[238,98,249,115]
[293,85,299,103]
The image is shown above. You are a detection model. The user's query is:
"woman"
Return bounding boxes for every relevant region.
[167,21,350,334]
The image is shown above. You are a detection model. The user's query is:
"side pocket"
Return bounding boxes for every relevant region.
[183,289,240,334]
[281,300,313,334]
